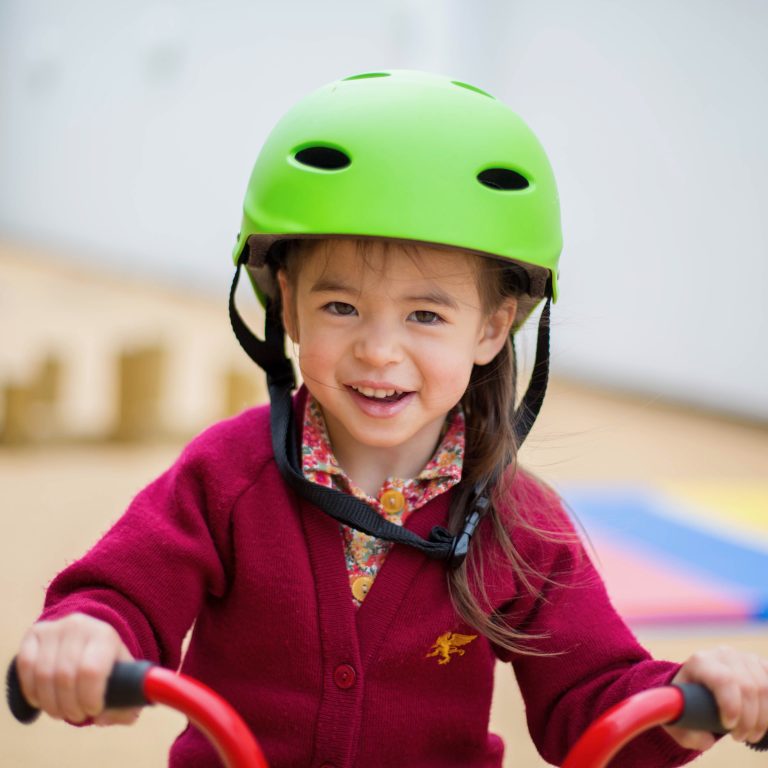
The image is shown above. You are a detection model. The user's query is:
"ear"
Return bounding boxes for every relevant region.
[276,270,299,343]
[474,298,517,366]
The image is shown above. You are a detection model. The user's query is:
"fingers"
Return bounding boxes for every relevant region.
[671,645,768,748]
[743,654,768,745]
[16,631,41,709]
[18,622,77,720]
[14,614,139,726]
[54,625,92,722]
[76,632,115,719]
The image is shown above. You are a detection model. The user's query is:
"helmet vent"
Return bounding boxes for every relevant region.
[343,72,391,81]
[451,80,494,99]
[477,168,530,191]
[295,146,351,170]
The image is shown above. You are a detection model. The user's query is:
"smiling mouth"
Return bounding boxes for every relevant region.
[349,385,410,403]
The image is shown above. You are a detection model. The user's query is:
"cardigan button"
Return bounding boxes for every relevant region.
[333,664,356,689]
[380,488,405,514]
[351,575,373,602]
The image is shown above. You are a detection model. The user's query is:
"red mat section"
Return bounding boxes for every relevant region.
[587,530,754,626]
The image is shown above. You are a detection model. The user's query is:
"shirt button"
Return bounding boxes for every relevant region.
[351,575,374,602]
[333,664,356,689]
[380,489,405,514]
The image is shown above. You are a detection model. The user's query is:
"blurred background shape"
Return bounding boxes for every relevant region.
[1,0,766,425]
[113,344,167,442]
[565,483,768,624]
[1,354,62,445]
[0,245,268,444]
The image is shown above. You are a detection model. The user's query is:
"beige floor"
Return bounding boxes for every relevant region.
[2,247,767,766]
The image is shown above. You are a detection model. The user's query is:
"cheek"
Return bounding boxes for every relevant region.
[419,343,476,392]
[296,328,340,377]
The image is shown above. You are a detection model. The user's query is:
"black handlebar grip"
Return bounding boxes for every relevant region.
[6,658,40,724]
[104,660,153,708]
[671,683,726,734]
[673,682,768,752]
[6,658,154,724]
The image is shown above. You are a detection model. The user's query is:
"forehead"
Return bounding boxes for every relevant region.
[296,238,480,288]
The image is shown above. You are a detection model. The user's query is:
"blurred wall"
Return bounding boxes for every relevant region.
[495,1,768,421]
[1,0,766,420]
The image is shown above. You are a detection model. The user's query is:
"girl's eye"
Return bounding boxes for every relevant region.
[409,310,443,325]
[324,301,357,316]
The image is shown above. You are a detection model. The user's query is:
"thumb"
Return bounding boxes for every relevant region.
[663,724,717,752]
[93,706,142,727]
[116,641,136,663]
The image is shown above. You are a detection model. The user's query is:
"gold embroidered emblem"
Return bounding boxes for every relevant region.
[426,631,478,665]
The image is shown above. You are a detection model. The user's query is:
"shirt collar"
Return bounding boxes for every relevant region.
[301,394,464,490]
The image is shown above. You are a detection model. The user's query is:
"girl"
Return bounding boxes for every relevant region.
[15,70,768,767]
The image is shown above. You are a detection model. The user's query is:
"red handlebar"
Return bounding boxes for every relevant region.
[561,686,684,768]
[141,666,268,768]
[137,673,767,767]
[8,660,766,767]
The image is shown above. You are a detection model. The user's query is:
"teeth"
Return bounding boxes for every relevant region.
[353,385,400,399]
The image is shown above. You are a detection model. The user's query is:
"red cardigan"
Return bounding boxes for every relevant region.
[40,392,697,767]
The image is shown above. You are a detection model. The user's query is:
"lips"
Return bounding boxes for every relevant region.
[346,384,414,417]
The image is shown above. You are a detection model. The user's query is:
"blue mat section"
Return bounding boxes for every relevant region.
[563,488,768,619]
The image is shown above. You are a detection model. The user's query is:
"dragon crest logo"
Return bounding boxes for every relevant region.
[426,631,478,665]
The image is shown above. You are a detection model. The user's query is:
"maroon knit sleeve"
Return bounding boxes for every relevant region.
[491,472,700,768]
[37,411,265,669]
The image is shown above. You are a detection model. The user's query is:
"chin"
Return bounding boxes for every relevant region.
[349,430,412,449]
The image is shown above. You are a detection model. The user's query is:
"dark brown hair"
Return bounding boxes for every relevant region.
[450,258,570,654]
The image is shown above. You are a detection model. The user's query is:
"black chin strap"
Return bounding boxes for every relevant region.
[228,254,550,567]
[513,296,551,446]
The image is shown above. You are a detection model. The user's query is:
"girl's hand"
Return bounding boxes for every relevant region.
[15,613,140,726]
[664,645,768,750]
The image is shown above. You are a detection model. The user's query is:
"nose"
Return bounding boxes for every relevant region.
[353,318,403,368]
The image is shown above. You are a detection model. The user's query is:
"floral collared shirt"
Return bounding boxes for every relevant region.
[301,395,465,606]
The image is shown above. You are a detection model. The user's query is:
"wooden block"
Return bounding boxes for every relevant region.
[0,355,63,445]
[112,345,167,442]
[222,368,267,418]
[33,355,61,402]
[1,385,34,445]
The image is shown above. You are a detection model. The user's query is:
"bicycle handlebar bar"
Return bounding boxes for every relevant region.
[7,658,767,768]
[6,659,268,768]
[562,682,767,768]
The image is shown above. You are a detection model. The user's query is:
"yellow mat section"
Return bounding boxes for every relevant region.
[661,482,768,538]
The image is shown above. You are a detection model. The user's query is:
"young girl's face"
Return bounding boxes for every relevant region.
[278,239,516,469]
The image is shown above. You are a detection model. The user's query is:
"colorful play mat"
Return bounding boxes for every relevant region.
[562,483,768,625]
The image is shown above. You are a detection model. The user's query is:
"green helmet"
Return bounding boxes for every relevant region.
[233,69,561,321]
[228,71,562,560]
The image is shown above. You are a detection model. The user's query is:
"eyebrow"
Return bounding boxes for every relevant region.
[310,278,356,294]
[403,290,460,310]
[310,279,460,310]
